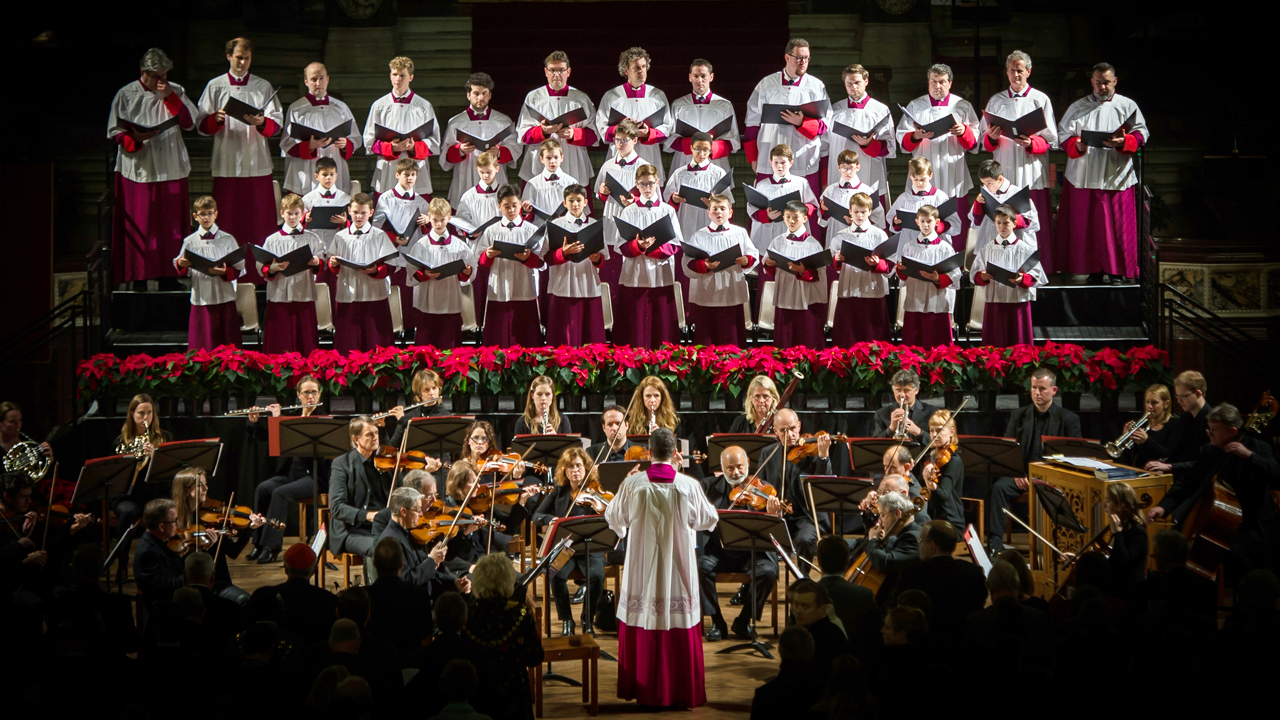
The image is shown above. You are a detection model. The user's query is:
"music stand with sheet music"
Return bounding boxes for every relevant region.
[715,510,787,658]
[401,415,476,468]
[803,476,876,538]
[705,434,779,474]
[1030,479,1088,534]
[1041,437,1110,462]
[144,439,223,485]
[542,515,620,663]
[73,454,140,554]
[596,461,648,493]
[509,434,586,474]
[847,438,919,472]
[963,524,993,576]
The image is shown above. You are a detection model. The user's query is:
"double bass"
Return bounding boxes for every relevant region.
[1180,391,1277,581]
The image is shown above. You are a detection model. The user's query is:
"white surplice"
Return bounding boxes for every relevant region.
[605,463,718,631]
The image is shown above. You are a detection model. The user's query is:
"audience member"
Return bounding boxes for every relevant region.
[787,579,850,677]
[750,626,819,720]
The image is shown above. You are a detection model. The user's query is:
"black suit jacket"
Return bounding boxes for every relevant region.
[134,530,185,605]
[403,632,486,716]
[587,439,641,464]
[1158,437,1280,560]
[532,483,598,527]
[750,662,821,720]
[1004,402,1082,467]
[388,402,449,448]
[894,555,988,640]
[758,446,830,527]
[873,400,936,448]
[817,575,881,663]
[271,577,338,647]
[1167,406,1210,478]
[376,519,447,589]
[369,575,435,657]
[865,516,923,604]
[805,615,851,677]
[329,448,389,552]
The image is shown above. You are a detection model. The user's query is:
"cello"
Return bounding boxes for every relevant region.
[843,495,924,594]
[1179,391,1278,582]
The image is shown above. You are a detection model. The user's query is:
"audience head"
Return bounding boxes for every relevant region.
[777,625,815,665]
[987,559,1021,599]
[441,659,480,704]
[434,591,469,633]
[882,605,927,646]
[283,543,317,580]
[241,621,282,662]
[472,553,517,600]
[1075,551,1112,595]
[895,589,932,616]
[70,544,104,587]
[328,618,361,654]
[1152,529,1189,573]
[996,549,1035,597]
[248,586,287,625]
[172,586,205,622]
[373,537,404,579]
[184,551,215,588]
[336,587,371,626]
[816,536,850,575]
[306,665,351,710]
[332,676,372,720]
[1235,570,1280,614]
[787,579,830,626]
[919,520,958,560]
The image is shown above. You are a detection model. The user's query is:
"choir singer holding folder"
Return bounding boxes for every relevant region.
[681,195,758,346]
[405,198,474,349]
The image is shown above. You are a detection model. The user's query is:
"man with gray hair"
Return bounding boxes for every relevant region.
[107,47,200,286]
[606,427,719,708]
[978,50,1059,267]
[895,63,981,251]
[862,483,923,604]
[329,415,390,557]
[376,485,465,595]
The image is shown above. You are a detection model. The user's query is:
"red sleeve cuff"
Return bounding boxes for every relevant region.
[262,264,275,279]
[1020,273,1037,288]
[762,264,776,278]
[1121,133,1139,154]
[692,258,710,274]
[414,269,428,281]
[710,139,730,159]
[603,125,617,144]
[804,203,816,220]
[974,271,990,286]
[115,132,139,153]
[413,140,430,160]
[521,253,544,269]
[445,144,465,164]
[259,118,278,137]
[496,145,514,165]
[550,247,567,265]
[571,127,595,147]
[958,125,977,150]
[288,142,313,159]
[1015,215,1027,229]
[1064,136,1087,159]
[744,138,758,165]
[864,139,888,158]
[341,140,356,160]
[622,240,643,257]
[477,252,493,268]
[162,93,183,117]
[797,117,822,140]
[982,132,998,152]
[832,258,843,272]
[379,140,398,160]
[971,197,985,222]
[641,128,665,145]
[937,273,952,289]
[901,132,921,152]
[936,220,947,234]
[875,258,892,273]
[523,126,545,144]
[755,208,771,223]
[798,268,817,282]
[223,265,239,282]
[459,266,473,280]
[200,114,224,135]
[1028,135,1049,154]
[895,267,908,281]
[742,255,757,270]
[373,264,391,280]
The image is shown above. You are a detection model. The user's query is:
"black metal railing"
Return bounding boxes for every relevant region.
[1158,283,1269,369]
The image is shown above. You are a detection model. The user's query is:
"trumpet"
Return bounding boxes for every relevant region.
[1105,412,1150,458]
[370,397,441,421]
[227,402,322,417]
[3,432,51,481]
[892,396,910,440]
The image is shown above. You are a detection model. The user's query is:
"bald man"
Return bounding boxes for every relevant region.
[280,61,362,197]
[755,409,830,568]
[697,445,779,641]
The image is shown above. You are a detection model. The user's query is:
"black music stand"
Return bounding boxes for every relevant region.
[274,416,353,583]
[543,515,620,666]
[74,454,139,555]
[102,521,145,591]
[1030,479,1088,534]
[1041,437,1109,462]
[510,434,586,471]
[847,438,919,472]
[957,436,1025,479]
[403,415,476,464]
[144,439,224,484]
[715,510,786,659]
[804,476,876,537]
[705,433,778,474]
[596,460,648,493]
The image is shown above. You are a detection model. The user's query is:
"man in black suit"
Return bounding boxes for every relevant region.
[865,488,923,605]
[1143,370,1210,480]
[1149,403,1280,577]
[986,367,1081,553]
[787,579,850,677]
[697,445,779,641]
[271,543,338,646]
[749,626,817,720]
[872,369,936,448]
[246,377,329,564]
[894,520,986,646]
[329,415,392,558]
[587,406,641,463]
[367,536,435,657]
[404,592,484,717]
[757,409,830,566]
[815,536,881,663]
[376,486,459,594]
[133,499,185,623]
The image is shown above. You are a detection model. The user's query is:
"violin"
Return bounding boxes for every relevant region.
[623,445,706,464]
[919,436,959,500]
[31,503,98,529]
[167,524,221,556]
[199,498,284,531]
[468,479,554,513]
[477,452,547,476]
[573,479,614,513]
[728,476,794,515]
[410,511,489,545]
[785,432,850,463]
[374,445,449,473]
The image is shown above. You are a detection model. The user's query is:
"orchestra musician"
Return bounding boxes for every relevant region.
[757,408,828,566]
[170,466,261,604]
[513,375,572,436]
[246,374,328,564]
[1,472,48,586]
[441,461,503,580]
[0,401,55,466]
[1064,481,1147,598]
[458,420,524,479]
[1147,403,1280,580]
[587,406,640,462]
[385,369,449,470]
[921,409,965,531]
[375,486,459,597]
[131,498,185,627]
[697,445,778,642]
[1120,384,1176,469]
[728,375,780,434]
[864,484,924,604]
[111,394,172,581]
[328,415,392,559]
[625,375,680,436]
[533,446,607,636]
[871,370,934,447]
[1145,370,1210,478]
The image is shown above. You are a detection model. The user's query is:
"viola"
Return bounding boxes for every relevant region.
[199,498,284,531]
[167,524,221,556]
[478,452,547,476]
[410,511,489,545]
[624,445,706,463]
[573,479,614,513]
[468,479,553,513]
[785,432,850,463]
[728,476,793,515]
[374,445,449,473]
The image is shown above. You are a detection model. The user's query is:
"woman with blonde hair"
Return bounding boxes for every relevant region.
[625,375,679,436]
[170,466,262,603]
[532,446,606,636]
[1102,481,1148,598]
[466,553,543,720]
[728,374,780,433]
[1122,384,1176,468]
[514,375,571,436]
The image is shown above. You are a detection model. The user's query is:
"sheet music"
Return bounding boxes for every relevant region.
[1045,455,1114,470]
[964,524,992,576]
[310,526,327,558]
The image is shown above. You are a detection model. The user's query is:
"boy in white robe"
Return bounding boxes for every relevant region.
[544,184,607,346]
[896,205,962,349]
[404,198,474,349]
[615,164,683,349]
[681,195,758,346]
[326,193,399,352]
[174,196,244,350]
[971,204,1047,347]
[828,192,894,345]
[260,195,325,355]
[762,201,827,350]
[473,186,545,347]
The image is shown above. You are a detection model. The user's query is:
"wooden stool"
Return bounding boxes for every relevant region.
[958,497,986,555]
[533,634,600,717]
[714,571,779,635]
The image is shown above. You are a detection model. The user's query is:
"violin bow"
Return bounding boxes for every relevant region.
[40,463,59,551]
[1001,507,1065,557]
[0,509,20,537]
[387,413,415,507]
[568,423,622,520]
[213,492,234,565]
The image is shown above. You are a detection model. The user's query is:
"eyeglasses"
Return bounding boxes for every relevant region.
[300,390,320,397]
[1175,391,1197,400]
[788,54,811,63]
[194,211,216,218]
[469,436,488,443]
[636,181,656,189]
[546,67,568,76]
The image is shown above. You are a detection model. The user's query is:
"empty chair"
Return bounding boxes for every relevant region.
[236,283,261,346]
